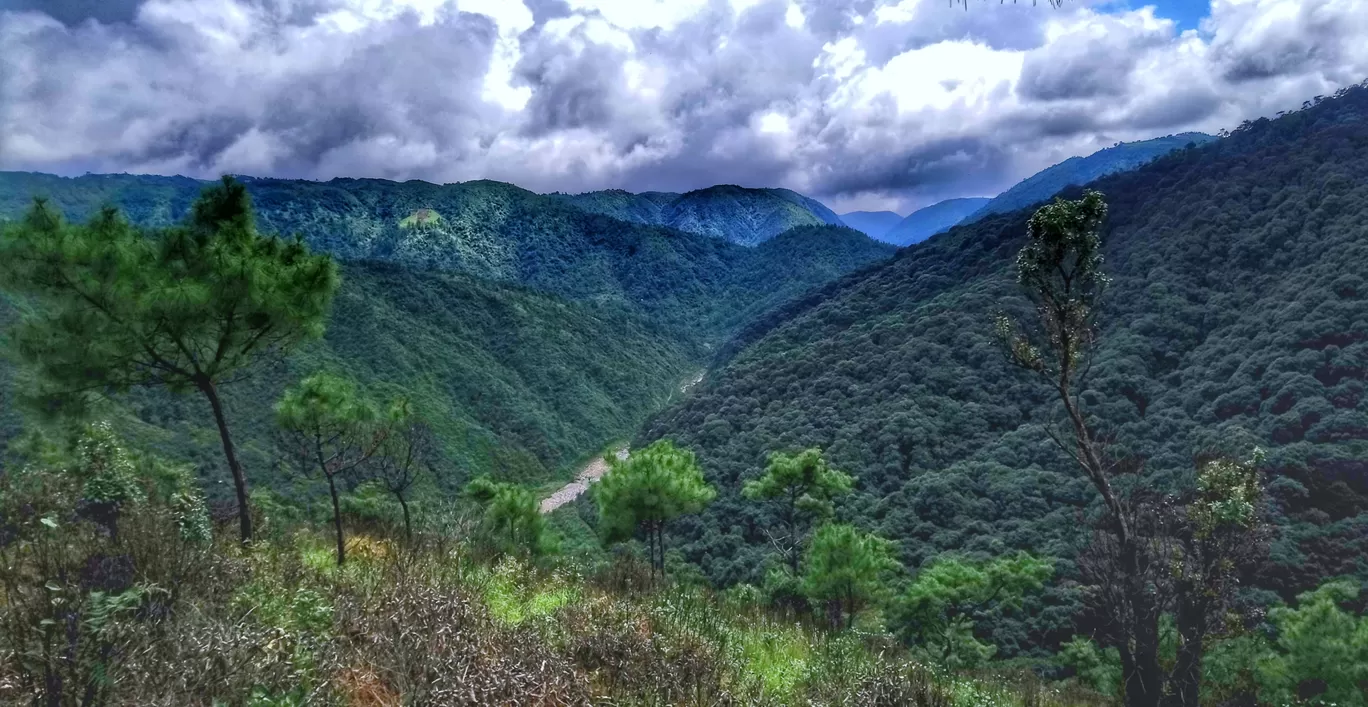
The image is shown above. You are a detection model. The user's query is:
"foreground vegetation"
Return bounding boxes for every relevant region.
[0,422,1109,706]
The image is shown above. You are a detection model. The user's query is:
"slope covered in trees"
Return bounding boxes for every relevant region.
[550,184,845,246]
[0,173,893,495]
[0,173,890,340]
[965,133,1216,222]
[641,85,1368,654]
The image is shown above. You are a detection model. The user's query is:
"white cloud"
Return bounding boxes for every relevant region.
[3,0,1368,213]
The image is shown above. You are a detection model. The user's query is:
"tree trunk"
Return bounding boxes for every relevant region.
[197,376,252,543]
[1122,539,1164,707]
[1165,591,1208,707]
[397,493,412,541]
[328,474,345,566]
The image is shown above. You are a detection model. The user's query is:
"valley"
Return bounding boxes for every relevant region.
[3,77,1366,707]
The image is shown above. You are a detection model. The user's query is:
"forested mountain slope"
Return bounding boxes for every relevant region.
[0,173,891,341]
[641,85,1368,653]
[551,184,845,246]
[882,197,991,246]
[0,174,892,493]
[965,132,1216,222]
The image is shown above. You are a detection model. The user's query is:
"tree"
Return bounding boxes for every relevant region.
[742,447,854,572]
[802,523,900,629]
[995,192,1267,707]
[1259,581,1368,706]
[464,476,549,556]
[895,552,1053,667]
[993,190,1171,707]
[0,178,338,542]
[1163,449,1268,707]
[594,440,716,582]
[369,400,439,540]
[275,372,388,566]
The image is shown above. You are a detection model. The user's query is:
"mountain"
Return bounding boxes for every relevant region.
[966,132,1217,222]
[551,184,845,246]
[837,210,904,241]
[0,172,893,489]
[640,86,1368,653]
[0,173,889,341]
[881,198,991,246]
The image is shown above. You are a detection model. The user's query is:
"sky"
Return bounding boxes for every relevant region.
[1,0,1366,214]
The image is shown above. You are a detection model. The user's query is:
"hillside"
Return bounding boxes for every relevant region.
[551,184,845,246]
[882,197,992,246]
[0,174,892,491]
[838,210,905,241]
[640,86,1368,654]
[0,173,890,342]
[965,132,1216,222]
[0,260,702,493]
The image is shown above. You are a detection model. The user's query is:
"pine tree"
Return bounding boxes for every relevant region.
[0,177,338,542]
[802,523,899,629]
[742,447,853,572]
[594,440,715,582]
[275,372,388,565]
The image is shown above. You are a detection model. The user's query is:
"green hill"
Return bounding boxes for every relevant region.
[0,173,890,342]
[551,184,845,246]
[965,132,1216,222]
[882,197,992,246]
[0,174,893,492]
[640,86,1368,654]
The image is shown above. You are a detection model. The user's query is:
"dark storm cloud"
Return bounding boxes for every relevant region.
[0,0,147,25]
[1016,19,1169,101]
[3,0,1368,213]
[809,134,1011,197]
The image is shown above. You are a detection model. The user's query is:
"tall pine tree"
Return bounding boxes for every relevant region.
[0,177,338,542]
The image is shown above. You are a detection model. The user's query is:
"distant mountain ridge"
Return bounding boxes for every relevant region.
[550,184,844,246]
[882,197,991,246]
[967,132,1216,221]
[837,210,904,241]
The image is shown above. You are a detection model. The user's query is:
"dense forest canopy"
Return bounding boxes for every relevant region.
[0,176,893,495]
[640,83,1368,656]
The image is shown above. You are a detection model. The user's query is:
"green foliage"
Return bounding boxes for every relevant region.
[642,84,1368,654]
[802,523,900,629]
[1057,636,1121,696]
[742,447,854,569]
[1258,580,1368,706]
[464,476,552,556]
[898,553,1054,668]
[0,172,893,504]
[276,371,386,565]
[594,440,716,575]
[0,176,339,541]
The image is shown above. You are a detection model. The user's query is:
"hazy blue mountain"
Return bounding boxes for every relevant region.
[966,132,1217,222]
[551,184,844,246]
[838,210,904,241]
[881,197,991,246]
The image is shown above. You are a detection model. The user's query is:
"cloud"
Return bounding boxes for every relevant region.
[2,0,1367,213]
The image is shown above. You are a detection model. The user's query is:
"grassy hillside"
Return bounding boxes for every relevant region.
[551,184,845,246]
[640,86,1368,655]
[965,133,1216,222]
[882,198,992,246]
